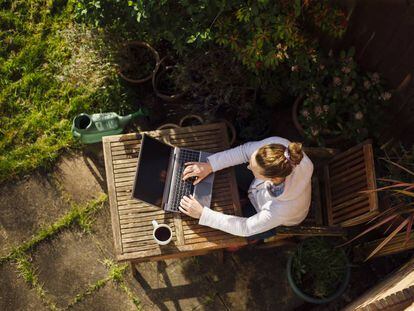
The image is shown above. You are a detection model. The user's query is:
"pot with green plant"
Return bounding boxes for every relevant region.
[290,48,392,146]
[118,41,160,84]
[287,237,351,304]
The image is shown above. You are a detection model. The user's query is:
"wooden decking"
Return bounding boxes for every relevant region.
[103,123,247,262]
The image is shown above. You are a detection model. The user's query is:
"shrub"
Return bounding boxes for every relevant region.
[290,48,391,145]
[75,0,348,72]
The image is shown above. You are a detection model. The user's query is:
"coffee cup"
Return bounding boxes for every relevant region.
[152,220,172,245]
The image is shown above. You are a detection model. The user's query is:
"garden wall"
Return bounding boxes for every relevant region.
[341,0,414,146]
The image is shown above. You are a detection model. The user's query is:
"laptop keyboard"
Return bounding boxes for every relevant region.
[167,149,200,212]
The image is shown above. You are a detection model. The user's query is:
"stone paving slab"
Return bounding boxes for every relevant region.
[31,230,109,309]
[52,150,105,205]
[0,173,72,258]
[89,203,118,261]
[71,282,138,311]
[223,247,304,311]
[0,262,47,311]
[133,258,227,311]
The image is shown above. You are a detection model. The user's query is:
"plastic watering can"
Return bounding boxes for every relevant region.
[71,108,148,144]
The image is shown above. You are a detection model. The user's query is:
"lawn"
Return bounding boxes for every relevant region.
[0,0,130,183]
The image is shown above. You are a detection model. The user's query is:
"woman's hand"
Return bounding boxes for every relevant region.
[179,195,204,219]
[182,161,212,185]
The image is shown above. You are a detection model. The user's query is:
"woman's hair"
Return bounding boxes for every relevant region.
[255,142,304,178]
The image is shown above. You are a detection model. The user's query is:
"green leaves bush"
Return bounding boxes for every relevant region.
[75,0,347,71]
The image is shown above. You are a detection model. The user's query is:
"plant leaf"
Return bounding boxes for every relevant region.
[338,214,400,247]
[393,190,414,198]
[365,218,410,261]
[379,157,414,176]
[404,215,414,246]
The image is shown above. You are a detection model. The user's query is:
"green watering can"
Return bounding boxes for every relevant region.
[71,108,148,144]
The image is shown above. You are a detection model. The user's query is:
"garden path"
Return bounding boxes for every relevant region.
[0,143,303,310]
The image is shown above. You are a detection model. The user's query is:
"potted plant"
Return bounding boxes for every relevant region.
[152,56,185,101]
[289,49,392,146]
[287,237,351,304]
[118,41,160,84]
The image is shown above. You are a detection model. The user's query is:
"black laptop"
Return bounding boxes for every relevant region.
[132,134,214,212]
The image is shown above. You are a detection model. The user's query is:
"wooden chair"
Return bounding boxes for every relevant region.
[323,140,379,227]
[260,140,379,247]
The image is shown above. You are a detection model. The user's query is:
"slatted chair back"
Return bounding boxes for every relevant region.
[324,140,379,227]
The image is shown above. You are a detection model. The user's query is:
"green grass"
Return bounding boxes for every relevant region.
[0,0,132,183]
[67,259,141,310]
[15,253,59,310]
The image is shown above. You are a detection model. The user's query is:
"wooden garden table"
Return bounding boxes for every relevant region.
[103,123,247,263]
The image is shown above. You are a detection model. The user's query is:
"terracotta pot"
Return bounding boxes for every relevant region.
[118,41,160,84]
[153,56,184,102]
[179,114,204,127]
[156,123,180,131]
[292,96,344,145]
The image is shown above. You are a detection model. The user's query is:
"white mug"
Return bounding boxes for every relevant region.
[152,220,172,245]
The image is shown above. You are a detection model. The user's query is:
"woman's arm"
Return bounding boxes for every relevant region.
[198,204,283,237]
[207,141,260,172]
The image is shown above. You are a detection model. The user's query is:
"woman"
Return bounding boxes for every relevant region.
[179,137,314,238]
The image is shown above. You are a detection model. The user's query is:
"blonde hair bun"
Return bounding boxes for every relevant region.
[287,142,304,165]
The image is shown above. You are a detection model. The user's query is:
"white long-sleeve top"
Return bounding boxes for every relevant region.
[198,137,314,237]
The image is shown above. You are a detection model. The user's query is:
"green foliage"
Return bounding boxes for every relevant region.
[292,237,348,299]
[290,48,391,145]
[15,253,59,310]
[74,0,347,70]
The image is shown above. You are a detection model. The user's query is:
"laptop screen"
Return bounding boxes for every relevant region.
[132,134,173,207]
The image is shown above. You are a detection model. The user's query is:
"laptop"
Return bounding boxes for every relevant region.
[131,134,214,212]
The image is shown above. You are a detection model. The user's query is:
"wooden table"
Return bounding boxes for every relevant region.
[103,123,247,263]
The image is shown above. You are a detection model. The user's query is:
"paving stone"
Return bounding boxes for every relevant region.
[0,262,47,311]
[131,258,227,311]
[0,173,72,258]
[89,203,117,261]
[71,282,139,311]
[52,151,105,204]
[31,230,109,308]
[222,247,304,311]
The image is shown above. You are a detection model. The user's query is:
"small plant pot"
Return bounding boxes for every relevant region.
[153,56,184,102]
[179,114,204,127]
[118,41,160,84]
[292,96,344,145]
[287,239,351,304]
[156,123,180,131]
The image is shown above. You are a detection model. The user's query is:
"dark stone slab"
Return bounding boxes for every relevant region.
[0,262,47,311]
[52,152,105,205]
[0,173,71,258]
[71,282,138,311]
[132,258,227,311]
[31,230,109,308]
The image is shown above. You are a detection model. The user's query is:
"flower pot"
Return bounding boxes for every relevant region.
[287,239,351,304]
[153,56,184,102]
[292,96,344,145]
[118,41,160,84]
[179,114,204,127]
